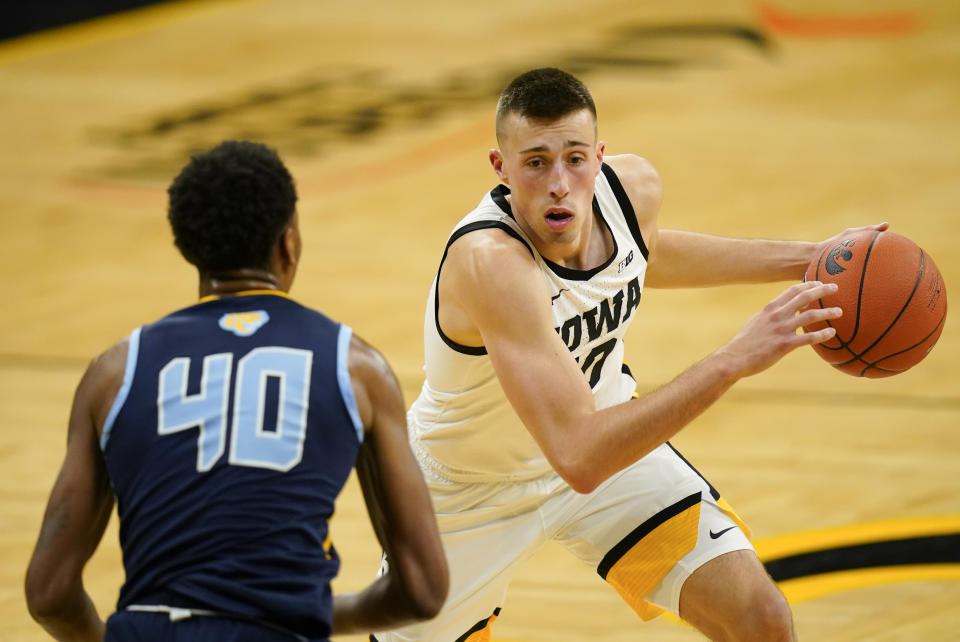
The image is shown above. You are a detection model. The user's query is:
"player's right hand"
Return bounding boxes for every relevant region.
[715,281,842,379]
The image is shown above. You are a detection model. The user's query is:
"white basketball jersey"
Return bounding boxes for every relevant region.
[410,164,649,481]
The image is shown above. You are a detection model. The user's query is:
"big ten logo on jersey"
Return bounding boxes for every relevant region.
[554,276,642,387]
[219,310,270,336]
[157,347,312,473]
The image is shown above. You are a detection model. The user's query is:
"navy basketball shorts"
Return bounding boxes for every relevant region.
[105,610,324,642]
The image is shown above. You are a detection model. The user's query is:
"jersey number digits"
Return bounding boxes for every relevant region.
[157,347,313,472]
[578,338,617,388]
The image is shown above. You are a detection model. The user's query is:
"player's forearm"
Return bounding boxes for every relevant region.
[646,230,816,288]
[332,571,444,634]
[562,350,742,493]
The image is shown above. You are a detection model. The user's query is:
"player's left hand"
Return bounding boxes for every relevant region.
[813,222,889,264]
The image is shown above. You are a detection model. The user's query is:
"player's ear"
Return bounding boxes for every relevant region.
[280,214,301,268]
[275,218,301,291]
[489,149,508,185]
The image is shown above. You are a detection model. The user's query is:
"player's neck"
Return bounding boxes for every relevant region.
[198,269,286,299]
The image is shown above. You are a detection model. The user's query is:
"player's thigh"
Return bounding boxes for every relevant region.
[678,549,793,641]
[552,444,751,618]
[643,498,753,616]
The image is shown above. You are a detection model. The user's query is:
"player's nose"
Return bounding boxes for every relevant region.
[548,163,570,199]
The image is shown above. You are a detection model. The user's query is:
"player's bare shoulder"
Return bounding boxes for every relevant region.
[440,226,548,345]
[445,226,536,284]
[442,226,543,311]
[346,331,403,433]
[79,337,131,439]
[603,154,663,231]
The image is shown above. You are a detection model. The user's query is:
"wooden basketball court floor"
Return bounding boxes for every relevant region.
[1,0,958,639]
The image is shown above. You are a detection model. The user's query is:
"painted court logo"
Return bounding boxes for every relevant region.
[824,239,856,275]
[219,311,270,337]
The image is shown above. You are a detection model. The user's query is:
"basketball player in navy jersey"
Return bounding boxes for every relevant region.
[25,140,448,641]
[373,68,887,642]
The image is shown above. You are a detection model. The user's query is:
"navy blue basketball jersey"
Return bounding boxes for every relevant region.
[100,291,363,640]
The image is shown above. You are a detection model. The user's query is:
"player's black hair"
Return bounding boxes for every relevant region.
[495,68,597,145]
[167,140,297,272]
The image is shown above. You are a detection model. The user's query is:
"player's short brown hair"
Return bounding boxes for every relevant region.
[495,68,597,146]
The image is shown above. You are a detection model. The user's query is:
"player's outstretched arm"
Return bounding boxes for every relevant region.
[24,344,124,641]
[646,228,819,288]
[445,231,842,495]
[603,152,888,289]
[645,225,888,288]
[332,334,448,635]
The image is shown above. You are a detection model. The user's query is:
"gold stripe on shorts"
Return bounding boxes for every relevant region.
[597,491,702,620]
[455,607,501,642]
[716,495,752,540]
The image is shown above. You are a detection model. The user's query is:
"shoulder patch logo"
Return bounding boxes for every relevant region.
[219,310,270,337]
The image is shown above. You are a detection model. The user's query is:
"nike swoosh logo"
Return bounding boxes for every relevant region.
[550,288,569,303]
[709,526,736,540]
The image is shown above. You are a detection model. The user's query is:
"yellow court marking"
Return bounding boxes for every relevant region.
[755,515,960,603]
[0,0,269,66]
[753,514,960,560]
[779,564,960,604]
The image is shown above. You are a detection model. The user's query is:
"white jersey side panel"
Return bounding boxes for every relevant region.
[410,164,649,481]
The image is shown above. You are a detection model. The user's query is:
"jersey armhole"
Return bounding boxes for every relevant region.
[601,162,650,261]
[100,326,142,451]
[336,324,364,444]
[433,220,534,356]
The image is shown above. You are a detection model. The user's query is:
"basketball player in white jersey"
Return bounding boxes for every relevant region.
[373,68,887,642]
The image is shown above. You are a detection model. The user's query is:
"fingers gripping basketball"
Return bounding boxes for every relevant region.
[802,230,947,377]
[721,281,840,379]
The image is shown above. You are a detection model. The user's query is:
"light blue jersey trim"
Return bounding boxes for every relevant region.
[336,325,364,444]
[100,326,142,451]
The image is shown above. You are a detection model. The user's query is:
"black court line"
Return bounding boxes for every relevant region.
[765,533,960,582]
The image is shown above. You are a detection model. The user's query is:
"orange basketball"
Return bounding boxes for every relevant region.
[802,230,947,377]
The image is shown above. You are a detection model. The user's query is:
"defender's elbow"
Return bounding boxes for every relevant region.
[409,586,447,621]
[396,582,447,623]
[25,572,69,624]
[409,566,449,620]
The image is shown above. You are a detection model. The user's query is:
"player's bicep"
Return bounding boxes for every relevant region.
[26,356,117,604]
[347,336,446,584]
[451,242,595,459]
[347,335,412,542]
[32,436,114,567]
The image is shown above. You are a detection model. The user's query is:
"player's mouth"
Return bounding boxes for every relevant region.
[544,208,574,232]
